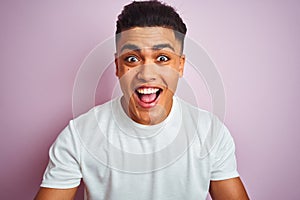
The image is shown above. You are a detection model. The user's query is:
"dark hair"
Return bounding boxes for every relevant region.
[116,0,187,52]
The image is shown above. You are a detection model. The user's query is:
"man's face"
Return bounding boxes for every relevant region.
[115,27,185,125]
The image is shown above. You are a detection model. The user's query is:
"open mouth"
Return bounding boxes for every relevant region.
[135,87,162,107]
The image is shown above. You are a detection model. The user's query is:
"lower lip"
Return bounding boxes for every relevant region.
[134,92,161,109]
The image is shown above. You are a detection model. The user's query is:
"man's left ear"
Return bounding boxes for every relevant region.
[179,54,185,77]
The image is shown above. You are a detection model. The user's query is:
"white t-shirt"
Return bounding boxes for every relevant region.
[41,96,239,200]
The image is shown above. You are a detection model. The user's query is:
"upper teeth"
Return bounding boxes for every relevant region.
[137,88,159,94]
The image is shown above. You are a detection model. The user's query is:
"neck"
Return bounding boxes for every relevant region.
[120,96,173,125]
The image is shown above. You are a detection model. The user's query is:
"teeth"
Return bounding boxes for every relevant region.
[137,88,159,94]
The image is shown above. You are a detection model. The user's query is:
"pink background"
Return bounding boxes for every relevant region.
[1,0,299,199]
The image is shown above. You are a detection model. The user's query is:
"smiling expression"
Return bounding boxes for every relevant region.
[115,27,185,125]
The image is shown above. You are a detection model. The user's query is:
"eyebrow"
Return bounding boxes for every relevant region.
[120,44,141,53]
[152,44,175,52]
[120,43,175,53]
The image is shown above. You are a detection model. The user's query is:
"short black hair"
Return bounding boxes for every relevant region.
[116,0,187,52]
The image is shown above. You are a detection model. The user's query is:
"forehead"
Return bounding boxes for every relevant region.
[116,27,181,54]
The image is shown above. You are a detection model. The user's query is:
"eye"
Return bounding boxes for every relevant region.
[125,56,139,63]
[157,55,169,62]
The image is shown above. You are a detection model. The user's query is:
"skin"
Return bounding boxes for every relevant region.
[210,177,250,200]
[115,27,185,125]
[34,187,78,200]
[34,27,249,199]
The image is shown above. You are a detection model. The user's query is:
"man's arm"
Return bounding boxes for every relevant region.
[209,177,249,200]
[34,187,78,200]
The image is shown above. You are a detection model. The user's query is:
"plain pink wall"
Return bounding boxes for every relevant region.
[1,0,299,199]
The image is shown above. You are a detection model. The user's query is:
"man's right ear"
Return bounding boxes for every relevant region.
[114,53,119,78]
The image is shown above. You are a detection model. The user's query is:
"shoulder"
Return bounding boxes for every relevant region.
[59,98,119,149]
[176,97,214,122]
[175,97,232,156]
[71,98,117,130]
[176,97,218,136]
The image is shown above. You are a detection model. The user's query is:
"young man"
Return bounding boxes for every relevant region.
[35,1,249,199]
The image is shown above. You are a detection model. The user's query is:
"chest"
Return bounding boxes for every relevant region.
[80,141,212,200]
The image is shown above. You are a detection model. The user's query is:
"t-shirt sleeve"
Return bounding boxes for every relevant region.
[210,124,240,181]
[41,122,82,189]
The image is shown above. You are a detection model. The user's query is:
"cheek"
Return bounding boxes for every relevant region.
[164,58,182,74]
[166,78,179,93]
[159,65,180,79]
[117,63,137,79]
[118,66,129,76]
[159,68,180,92]
[118,67,138,89]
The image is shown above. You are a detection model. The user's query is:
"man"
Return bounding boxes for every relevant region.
[35,1,249,199]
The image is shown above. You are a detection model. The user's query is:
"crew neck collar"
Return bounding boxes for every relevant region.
[112,96,180,138]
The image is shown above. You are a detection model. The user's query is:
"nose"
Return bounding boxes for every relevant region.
[136,63,158,82]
